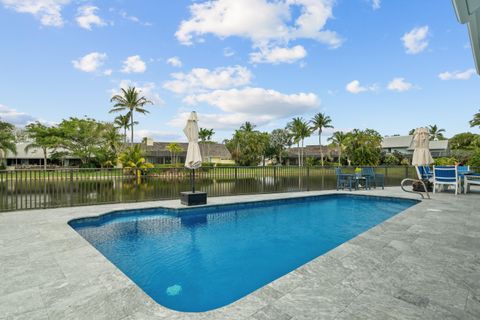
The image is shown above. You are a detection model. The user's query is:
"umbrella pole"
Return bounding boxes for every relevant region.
[192,169,196,193]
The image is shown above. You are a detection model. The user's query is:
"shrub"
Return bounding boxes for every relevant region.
[434,157,457,166]
[384,154,400,165]
[467,150,480,167]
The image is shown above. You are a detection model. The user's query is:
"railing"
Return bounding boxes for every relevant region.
[0,166,476,212]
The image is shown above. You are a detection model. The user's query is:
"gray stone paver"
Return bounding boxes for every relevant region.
[0,188,479,319]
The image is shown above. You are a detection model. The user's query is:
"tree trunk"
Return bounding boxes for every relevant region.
[130,112,134,146]
[43,148,47,171]
[338,145,341,166]
[124,127,127,145]
[319,130,324,167]
[297,142,301,167]
[301,139,304,166]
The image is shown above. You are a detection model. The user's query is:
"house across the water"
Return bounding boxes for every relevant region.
[381,135,450,158]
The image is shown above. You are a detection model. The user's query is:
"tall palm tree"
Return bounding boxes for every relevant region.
[110,87,153,146]
[287,117,311,166]
[198,128,215,162]
[310,113,333,166]
[166,143,183,165]
[470,109,480,128]
[328,131,347,166]
[240,122,256,132]
[114,113,136,145]
[428,124,446,141]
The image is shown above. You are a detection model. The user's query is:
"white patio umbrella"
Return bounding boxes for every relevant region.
[411,127,434,166]
[183,111,202,192]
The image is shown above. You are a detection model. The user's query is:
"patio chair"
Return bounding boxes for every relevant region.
[335,168,354,191]
[464,174,480,194]
[361,167,384,189]
[415,166,433,181]
[433,166,460,195]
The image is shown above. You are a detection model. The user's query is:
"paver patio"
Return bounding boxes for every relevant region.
[0,187,479,320]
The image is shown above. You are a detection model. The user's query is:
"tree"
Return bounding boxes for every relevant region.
[428,124,446,141]
[198,128,215,142]
[96,124,123,167]
[166,143,183,165]
[408,129,416,135]
[119,145,154,183]
[268,129,292,164]
[328,131,347,166]
[240,122,256,132]
[198,128,215,162]
[109,87,153,145]
[449,132,480,150]
[344,129,383,166]
[0,121,16,165]
[24,122,60,170]
[287,117,311,166]
[114,113,136,145]
[470,109,480,128]
[310,113,333,166]
[225,123,268,166]
[58,118,112,166]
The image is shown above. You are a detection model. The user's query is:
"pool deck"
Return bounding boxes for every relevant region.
[0,187,479,320]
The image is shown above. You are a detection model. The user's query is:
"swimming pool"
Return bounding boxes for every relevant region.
[70,194,417,312]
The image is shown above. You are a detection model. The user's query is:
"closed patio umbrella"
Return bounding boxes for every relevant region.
[411,127,433,166]
[183,111,202,192]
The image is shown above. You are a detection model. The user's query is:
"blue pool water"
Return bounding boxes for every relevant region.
[70,195,417,312]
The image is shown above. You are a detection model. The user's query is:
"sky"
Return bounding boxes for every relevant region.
[0,0,479,145]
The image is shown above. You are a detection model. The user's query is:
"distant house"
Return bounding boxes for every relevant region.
[381,135,450,158]
[285,145,339,165]
[3,143,81,168]
[140,139,234,165]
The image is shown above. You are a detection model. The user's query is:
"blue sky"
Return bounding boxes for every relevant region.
[0,0,478,145]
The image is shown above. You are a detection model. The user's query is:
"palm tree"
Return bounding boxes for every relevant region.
[110,87,153,146]
[166,143,183,165]
[310,113,333,166]
[198,128,215,162]
[470,109,480,128]
[428,124,446,141]
[328,131,347,166]
[408,129,416,136]
[287,117,311,166]
[240,122,256,132]
[114,113,136,144]
[119,145,154,184]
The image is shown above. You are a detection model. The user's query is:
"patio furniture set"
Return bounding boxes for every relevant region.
[417,165,480,195]
[335,167,385,191]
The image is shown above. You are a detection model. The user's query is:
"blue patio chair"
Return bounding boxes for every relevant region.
[415,166,433,180]
[361,167,384,189]
[433,166,460,195]
[335,168,354,191]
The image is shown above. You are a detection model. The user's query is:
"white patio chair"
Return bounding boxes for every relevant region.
[433,166,460,195]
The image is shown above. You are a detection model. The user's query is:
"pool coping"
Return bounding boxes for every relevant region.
[1,187,479,319]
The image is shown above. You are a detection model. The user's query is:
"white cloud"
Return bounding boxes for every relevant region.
[112,80,164,105]
[402,26,429,54]
[134,129,182,142]
[1,0,70,27]
[0,104,37,126]
[438,68,476,80]
[372,0,381,10]
[223,47,235,57]
[250,45,307,64]
[169,112,275,130]
[121,55,147,73]
[175,0,342,60]
[72,52,107,73]
[75,5,106,30]
[183,87,320,118]
[387,77,414,92]
[103,69,113,76]
[167,57,183,68]
[163,65,252,94]
[345,80,378,94]
[116,9,152,26]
